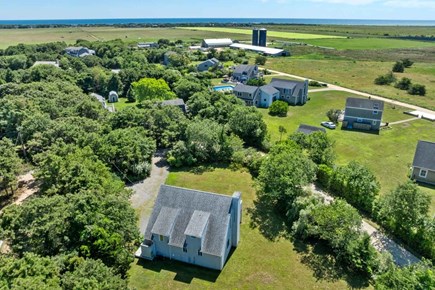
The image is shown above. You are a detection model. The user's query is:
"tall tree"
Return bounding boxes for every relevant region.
[0,138,21,195]
[131,77,175,102]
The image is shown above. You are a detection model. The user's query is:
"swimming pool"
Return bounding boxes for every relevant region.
[213,85,234,92]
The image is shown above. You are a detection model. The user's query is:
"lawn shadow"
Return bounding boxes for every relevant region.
[169,163,229,175]
[293,240,371,289]
[135,257,221,284]
[416,181,435,191]
[340,127,380,135]
[247,194,292,241]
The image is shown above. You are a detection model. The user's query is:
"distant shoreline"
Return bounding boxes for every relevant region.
[0,18,434,27]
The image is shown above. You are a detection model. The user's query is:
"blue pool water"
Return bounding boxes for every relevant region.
[213,85,234,92]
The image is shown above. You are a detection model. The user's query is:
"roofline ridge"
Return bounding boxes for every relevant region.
[161,184,233,199]
[418,140,435,145]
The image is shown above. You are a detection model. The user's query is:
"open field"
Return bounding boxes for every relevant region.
[0,27,251,49]
[265,59,435,110]
[178,26,345,39]
[260,90,435,213]
[301,38,435,50]
[128,166,370,289]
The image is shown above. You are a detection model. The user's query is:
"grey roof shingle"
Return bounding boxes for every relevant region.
[260,85,279,95]
[144,185,233,257]
[233,84,259,95]
[413,140,435,170]
[297,124,326,134]
[184,210,210,238]
[233,65,257,75]
[151,207,180,236]
[270,78,303,90]
[161,98,185,107]
[346,97,385,111]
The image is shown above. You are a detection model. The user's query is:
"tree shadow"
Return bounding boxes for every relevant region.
[247,194,292,241]
[135,257,221,284]
[293,240,371,289]
[168,163,229,175]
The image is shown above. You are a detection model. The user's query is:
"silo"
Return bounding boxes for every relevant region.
[259,28,267,47]
[252,28,259,46]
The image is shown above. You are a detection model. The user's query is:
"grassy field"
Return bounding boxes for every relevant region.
[128,166,370,289]
[178,27,345,39]
[301,38,435,50]
[265,58,435,110]
[260,90,435,212]
[0,27,251,49]
[113,97,136,111]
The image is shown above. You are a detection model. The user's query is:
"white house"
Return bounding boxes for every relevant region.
[65,47,95,58]
[136,185,242,270]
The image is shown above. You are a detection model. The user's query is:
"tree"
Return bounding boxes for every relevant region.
[0,138,21,195]
[131,77,175,102]
[228,106,268,148]
[329,161,380,213]
[408,84,426,96]
[401,58,414,68]
[376,181,430,240]
[106,73,122,95]
[257,141,317,204]
[326,108,342,123]
[173,78,204,101]
[392,61,405,73]
[395,77,412,90]
[246,78,266,86]
[255,55,267,65]
[98,127,156,182]
[269,100,288,117]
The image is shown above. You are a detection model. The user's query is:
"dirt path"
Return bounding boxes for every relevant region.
[306,184,420,267]
[264,68,435,115]
[0,171,37,214]
[388,117,420,125]
[129,151,169,234]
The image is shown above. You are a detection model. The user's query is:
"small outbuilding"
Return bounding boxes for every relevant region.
[108,91,119,103]
[411,140,435,185]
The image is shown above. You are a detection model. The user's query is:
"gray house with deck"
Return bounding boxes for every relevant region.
[197,58,220,72]
[136,185,242,270]
[342,98,384,131]
[232,65,259,83]
[411,140,435,185]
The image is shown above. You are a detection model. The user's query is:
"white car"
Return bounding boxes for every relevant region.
[321,121,336,129]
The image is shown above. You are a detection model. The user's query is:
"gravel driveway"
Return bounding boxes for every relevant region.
[129,150,169,234]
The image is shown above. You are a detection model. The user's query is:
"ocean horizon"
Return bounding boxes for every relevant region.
[0,18,434,26]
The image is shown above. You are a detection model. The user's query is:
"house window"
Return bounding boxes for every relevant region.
[373,110,378,115]
[374,103,379,109]
[419,169,428,178]
[198,250,202,256]
[357,118,363,123]
[372,121,377,125]
[227,239,230,249]
[159,235,164,241]
[264,99,266,102]
[183,241,187,252]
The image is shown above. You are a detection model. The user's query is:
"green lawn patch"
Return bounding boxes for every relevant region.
[128,166,369,289]
[260,90,435,213]
[302,38,435,50]
[177,27,345,40]
[113,98,137,111]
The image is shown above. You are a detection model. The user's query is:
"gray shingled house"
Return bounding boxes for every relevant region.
[197,58,220,72]
[411,140,435,185]
[297,124,326,135]
[233,78,308,108]
[64,47,95,58]
[232,65,258,83]
[342,98,384,131]
[160,98,187,113]
[136,185,242,270]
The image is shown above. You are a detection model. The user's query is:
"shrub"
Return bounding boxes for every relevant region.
[246,78,266,86]
[402,58,414,68]
[394,77,412,90]
[317,164,333,189]
[255,55,267,65]
[392,61,404,73]
[269,100,288,117]
[408,84,426,96]
[326,108,341,123]
[374,72,396,85]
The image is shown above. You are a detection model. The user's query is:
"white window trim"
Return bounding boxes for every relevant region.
[419,169,428,178]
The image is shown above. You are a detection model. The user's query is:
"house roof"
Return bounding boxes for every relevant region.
[270,78,304,90]
[229,43,285,56]
[260,85,279,95]
[346,97,385,111]
[203,38,233,46]
[297,124,326,135]
[199,58,220,66]
[90,93,105,103]
[144,185,234,257]
[161,98,185,107]
[233,64,257,75]
[413,140,435,170]
[233,84,259,95]
[151,207,180,237]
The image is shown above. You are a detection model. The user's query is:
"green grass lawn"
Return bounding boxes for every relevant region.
[265,58,435,110]
[260,90,435,213]
[113,98,137,111]
[302,38,435,50]
[128,166,370,289]
[178,27,345,40]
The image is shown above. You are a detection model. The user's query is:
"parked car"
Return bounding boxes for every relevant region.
[321,121,336,129]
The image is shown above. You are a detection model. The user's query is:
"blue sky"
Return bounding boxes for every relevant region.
[0,0,434,20]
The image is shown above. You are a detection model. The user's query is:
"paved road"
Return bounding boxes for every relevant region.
[265,68,435,115]
[306,184,420,267]
[129,151,169,234]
